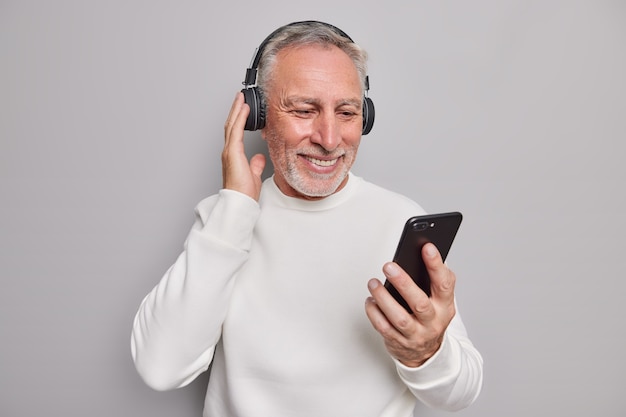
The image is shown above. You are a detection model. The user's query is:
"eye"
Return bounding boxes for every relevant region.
[337,109,358,120]
[291,108,316,118]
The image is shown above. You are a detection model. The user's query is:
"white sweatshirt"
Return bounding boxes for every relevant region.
[131,173,483,417]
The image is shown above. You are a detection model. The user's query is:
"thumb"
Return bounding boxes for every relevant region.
[423,243,456,302]
[249,153,266,179]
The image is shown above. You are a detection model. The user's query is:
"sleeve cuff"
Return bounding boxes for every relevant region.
[394,331,462,389]
[195,189,261,251]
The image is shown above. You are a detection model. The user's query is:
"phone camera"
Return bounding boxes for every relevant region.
[413,221,429,231]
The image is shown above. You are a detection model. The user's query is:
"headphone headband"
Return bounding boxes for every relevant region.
[245,21,354,82]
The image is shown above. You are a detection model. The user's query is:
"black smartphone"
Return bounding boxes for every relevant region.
[384,212,463,313]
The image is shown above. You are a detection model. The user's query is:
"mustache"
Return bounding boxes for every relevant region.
[296,145,346,158]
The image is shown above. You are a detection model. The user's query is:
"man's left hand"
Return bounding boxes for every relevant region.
[365,243,457,367]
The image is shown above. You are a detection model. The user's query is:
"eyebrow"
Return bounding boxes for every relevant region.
[284,96,362,108]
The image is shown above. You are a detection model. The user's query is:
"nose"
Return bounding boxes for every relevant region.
[310,111,341,151]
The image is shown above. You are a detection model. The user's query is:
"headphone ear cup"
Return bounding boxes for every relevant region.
[362,96,375,135]
[241,87,266,131]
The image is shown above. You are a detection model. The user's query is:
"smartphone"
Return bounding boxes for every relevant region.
[384,212,463,313]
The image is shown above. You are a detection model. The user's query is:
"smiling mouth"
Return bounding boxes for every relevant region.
[304,156,341,167]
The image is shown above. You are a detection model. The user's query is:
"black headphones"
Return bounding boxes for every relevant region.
[240,21,375,135]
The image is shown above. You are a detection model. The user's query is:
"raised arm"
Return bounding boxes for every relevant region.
[131,93,265,391]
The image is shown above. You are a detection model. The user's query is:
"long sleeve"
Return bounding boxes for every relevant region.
[394,307,484,411]
[131,175,483,416]
[130,189,260,391]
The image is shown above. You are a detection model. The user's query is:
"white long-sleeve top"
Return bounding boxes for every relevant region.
[131,173,483,417]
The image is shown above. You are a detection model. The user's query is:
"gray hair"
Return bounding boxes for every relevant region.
[256,21,369,102]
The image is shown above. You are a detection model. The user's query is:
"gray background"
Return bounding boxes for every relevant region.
[1,1,625,416]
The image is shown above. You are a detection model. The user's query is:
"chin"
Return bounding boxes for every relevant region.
[289,172,348,198]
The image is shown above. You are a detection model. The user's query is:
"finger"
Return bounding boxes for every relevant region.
[382,262,435,321]
[367,276,422,337]
[422,243,456,304]
[224,92,249,146]
[364,294,405,341]
[249,153,266,179]
[223,93,249,170]
[224,92,242,134]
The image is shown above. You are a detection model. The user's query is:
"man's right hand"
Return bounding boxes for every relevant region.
[222,92,266,201]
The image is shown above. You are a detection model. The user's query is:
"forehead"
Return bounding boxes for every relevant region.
[270,44,362,99]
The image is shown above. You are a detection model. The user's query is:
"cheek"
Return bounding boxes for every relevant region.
[272,130,316,159]
[281,118,314,142]
[264,126,290,165]
[343,125,363,149]
[266,113,308,145]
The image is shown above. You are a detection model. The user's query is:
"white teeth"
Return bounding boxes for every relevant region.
[305,156,338,167]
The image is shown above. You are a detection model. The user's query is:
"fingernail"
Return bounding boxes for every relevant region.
[383,262,400,277]
[424,243,437,258]
[368,279,380,290]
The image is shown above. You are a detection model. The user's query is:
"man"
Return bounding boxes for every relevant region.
[131,21,483,416]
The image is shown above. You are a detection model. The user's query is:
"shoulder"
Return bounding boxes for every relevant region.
[352,174,427,215]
